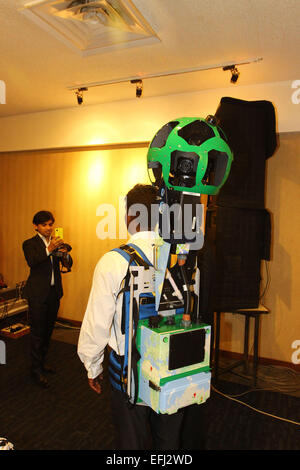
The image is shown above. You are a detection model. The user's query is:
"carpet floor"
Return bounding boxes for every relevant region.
[0,334,299,451]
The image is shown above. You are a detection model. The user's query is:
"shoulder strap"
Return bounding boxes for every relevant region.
[112,243,153,268]
[112,243,153,333]
[125,243,153,267]
[110,243,153,405]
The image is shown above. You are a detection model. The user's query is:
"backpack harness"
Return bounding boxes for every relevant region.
[108,243,156,405]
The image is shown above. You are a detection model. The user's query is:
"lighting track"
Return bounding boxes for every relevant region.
[67,57,263,91]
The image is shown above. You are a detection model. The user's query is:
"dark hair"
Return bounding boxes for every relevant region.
[126,184,158,231]
[32,211,55,225]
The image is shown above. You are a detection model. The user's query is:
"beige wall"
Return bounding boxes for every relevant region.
[0,79,300,153]
[0,133,299,364]
[0,145,149,322]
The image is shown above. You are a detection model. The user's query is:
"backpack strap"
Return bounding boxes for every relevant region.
[113,243,153,268]
[112,243,153,334]
[109,243,155,405]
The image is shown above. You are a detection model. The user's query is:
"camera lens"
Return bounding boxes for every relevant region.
[177,158,193,174]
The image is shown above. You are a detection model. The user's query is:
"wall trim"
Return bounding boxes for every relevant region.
[0,141,150,156]
[56,317,81,328]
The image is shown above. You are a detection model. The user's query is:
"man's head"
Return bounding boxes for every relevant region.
[33,210,55,238]
[126,184,158,234]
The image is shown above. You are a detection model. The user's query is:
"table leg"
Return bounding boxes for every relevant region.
[243,315,250,374]
[253,315,260,387]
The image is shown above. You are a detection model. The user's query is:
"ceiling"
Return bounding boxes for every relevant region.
[1,0,300,118]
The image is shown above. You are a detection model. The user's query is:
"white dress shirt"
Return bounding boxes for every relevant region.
[37,232,55,286]
[77,231,159,379]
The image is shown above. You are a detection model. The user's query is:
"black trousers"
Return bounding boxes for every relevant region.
[28,286,60,374]
[110,388,208,450]
[110,387,186,450]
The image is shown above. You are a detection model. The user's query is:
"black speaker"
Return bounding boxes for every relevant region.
[205,97,277,310]
[215,97,277,209]
[206,206,271,311]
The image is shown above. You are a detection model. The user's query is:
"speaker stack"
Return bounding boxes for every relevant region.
[206,97,277,311]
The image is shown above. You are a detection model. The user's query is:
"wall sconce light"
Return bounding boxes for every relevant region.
[131,79,143,98]
[223,65,240,84]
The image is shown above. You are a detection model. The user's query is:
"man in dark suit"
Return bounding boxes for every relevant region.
[23,210,71,388]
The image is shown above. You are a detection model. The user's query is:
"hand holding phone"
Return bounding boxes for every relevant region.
[48,227,64,253]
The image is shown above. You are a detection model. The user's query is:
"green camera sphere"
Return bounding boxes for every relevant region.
[147,117,233,195]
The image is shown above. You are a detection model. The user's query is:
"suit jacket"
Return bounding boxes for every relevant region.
[23,234,63,302]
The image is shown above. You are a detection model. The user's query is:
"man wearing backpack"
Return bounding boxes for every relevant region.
[77,184,186,450]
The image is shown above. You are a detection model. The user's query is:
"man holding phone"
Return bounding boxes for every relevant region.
[23,210,72,388]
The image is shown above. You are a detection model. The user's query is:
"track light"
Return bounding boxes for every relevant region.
[223,65,240,84]
[69,57,262,102]
[75,87,88,105]
[230,66,240,83]
[131,79,143,98]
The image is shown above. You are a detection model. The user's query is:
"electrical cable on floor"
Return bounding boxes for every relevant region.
[211,385,300,426]
[260,260,271,302]
[217,363,300,395]
[256,365,299,395]
[214,351,300,425]
[214,385,283,398]
[217,331,300,395]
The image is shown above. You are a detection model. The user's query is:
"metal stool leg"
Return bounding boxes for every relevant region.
[253,315,260,387]
[214,311,221,381]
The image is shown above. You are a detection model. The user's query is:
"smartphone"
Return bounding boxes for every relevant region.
[55,227,64,239]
